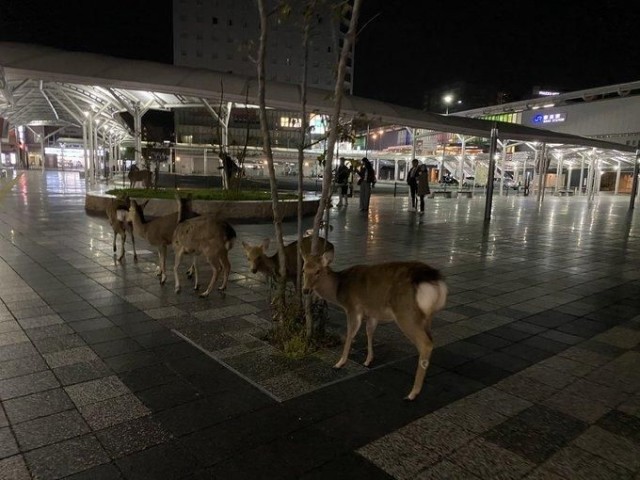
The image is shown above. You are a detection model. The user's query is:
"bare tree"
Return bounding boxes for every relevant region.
[309,0,363,254]
[257,0,289,317]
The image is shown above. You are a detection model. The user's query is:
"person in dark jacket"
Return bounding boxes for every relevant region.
[335,157,351,207]
[357,157,376,212]
[417,164,431,215]
[407,158,420,211]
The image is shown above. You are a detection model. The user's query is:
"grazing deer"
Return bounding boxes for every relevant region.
[172,198,237,296]
[128,166,152,189]
[242,236,334,286]
[105,197,142,262]
[302,253,448,401]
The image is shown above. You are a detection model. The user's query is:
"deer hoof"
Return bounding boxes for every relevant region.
[133,255,138,263]
[193,285,199,291]
[199,292,210,298]
[186,271,193,279]
[404,391,418,401]
[160,276,166,285]
[175,287,181,294]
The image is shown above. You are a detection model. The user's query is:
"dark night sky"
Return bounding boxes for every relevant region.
[2,0,640,111]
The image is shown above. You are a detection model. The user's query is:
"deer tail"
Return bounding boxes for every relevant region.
[415,280,448,317]
[223,222,237,251]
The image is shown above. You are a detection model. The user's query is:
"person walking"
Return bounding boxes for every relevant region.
[357,157,376,212]
[407,158,420,211]
[335,157,351,207]
[417,164,431,215]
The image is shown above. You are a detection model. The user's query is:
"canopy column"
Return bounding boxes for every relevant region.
[555,154,564,193]
[615,161,621,194]
[579,154,586,195]
[630,150,640,210]
[499,141,507,195]
[458,135,466,191]
[566,162,572,190]
[484,125,498,221]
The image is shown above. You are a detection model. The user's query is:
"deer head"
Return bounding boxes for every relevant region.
[242,238,271,274]
[301,251,333,294]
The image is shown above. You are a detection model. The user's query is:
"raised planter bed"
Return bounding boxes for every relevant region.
[85,192,320,223]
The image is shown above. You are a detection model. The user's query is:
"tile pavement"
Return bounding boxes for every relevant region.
[0,170,638,478]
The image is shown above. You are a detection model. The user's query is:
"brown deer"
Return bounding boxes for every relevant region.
[302,253,448,401]
[127,197,196,284]
[105,197,142,262]
[242,236,334,286]
[128,166,152,188]
[172,198,237,296]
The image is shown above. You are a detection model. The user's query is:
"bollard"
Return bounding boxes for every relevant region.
[393,182,397,197]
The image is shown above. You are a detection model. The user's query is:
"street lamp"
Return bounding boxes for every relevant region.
[443,94,453,115]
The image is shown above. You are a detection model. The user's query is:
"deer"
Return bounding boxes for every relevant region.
[128,165,152,189]
[242,236,334,286]
[172,198,237,297]
[302,253,448,401]
[127,197,196,284]
[105,196,141,262]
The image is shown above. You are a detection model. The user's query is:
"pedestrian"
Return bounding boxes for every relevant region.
[357,157,376,212]
[416,164,431,215]
[407,158,419,211]
[335,157,351,207]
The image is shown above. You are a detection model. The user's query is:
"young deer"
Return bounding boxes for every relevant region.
[302,253,448,401]
[172,209,237,297]
[242,236,334,285]
[105,197,141,262]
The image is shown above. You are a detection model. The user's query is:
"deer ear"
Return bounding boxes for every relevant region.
[321,250,334,267]
[261,238,270,251]
[140,200,150,209]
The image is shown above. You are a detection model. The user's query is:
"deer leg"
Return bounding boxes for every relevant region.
[155,249,162,276]
[334,311,363,369]
[117,231,126,262]
[112,231,117,255]
[201,256,220,298]
[130,228,138,262]
[186,262,194,279]
[364,317,379,367]
[396,316,434,401]
[173,247,184,293]
[218,253,231,291]
[192,257,199,291]
[159,245,167,285]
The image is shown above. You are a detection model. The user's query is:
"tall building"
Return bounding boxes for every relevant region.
[172,0,352,92]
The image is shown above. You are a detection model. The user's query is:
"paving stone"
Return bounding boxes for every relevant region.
[24,434,110,479]
[43,346,99,369]
[493,374,558,403]
[596,409,640,443]
[585,351,640,394]
[79,393,150,430]
[517,364,577,389]
[53,359,113,386]
[0,409,6,428]
[543,389,611,423]
[95,416,170,459]
[592,327,640,350]
[0,370,60,400]
[3,388,75,424]
[574,425,640,471]
[63,462,123,480]
[0,331,29,348]
[32,333,86,354]
[558,346,612,368]
[541,444,634,480]
[432,399,509,434]
[538,355,595,377]
[0,455,30,480]
[0,428,19,460]
[115,441,200,480]
[13,409,90,451]
[0,321,21,334]
[563,378,629,408]
[0,342,38,363]
[455,386,533,417]
[16,314,64,330]
[69,317,115,332]
[64,375,130,407]
[415,460,480,480]
[0,354,47,381]
[483,404,588,463]
[23,323,75,341]
[447,438,535,480]
[91,338,143,358]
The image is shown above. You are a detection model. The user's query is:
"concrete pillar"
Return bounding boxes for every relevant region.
[484,126,499,221]
[615,161,621,195]
[555,155,563,192]
[566,164,572,190]
[579,154,586,195]
[458,136,466,191]
[499,142,507,196]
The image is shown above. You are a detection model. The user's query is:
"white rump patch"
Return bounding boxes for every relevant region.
[116,210,128,222]
[416,281,448,316]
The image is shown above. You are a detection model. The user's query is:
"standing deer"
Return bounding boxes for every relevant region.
[105,197,142,262]
[128,165,152,188]
[172,198,237,296]
[127,197,197,284]
[242,236,334,286]
[302,253,448,401]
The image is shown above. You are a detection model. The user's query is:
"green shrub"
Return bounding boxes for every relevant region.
[106,187,297,201]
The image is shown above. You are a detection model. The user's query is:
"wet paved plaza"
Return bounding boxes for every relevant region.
[0,170,639,479]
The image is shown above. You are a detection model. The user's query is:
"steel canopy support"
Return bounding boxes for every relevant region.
[458,135,466,191]
[629,150,640,210]
[615,161,621,195]
[484,125,498,221]
[579,154,585,195]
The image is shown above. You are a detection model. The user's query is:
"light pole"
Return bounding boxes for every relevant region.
[443,94,453,115]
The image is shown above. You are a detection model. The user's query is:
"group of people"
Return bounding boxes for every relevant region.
[406,158,430,214]
[334,157,376,212]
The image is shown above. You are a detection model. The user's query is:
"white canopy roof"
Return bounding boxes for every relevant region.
[0,42,635,161]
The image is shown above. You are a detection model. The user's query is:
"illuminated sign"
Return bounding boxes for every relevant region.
[532,113,567,124]
[538,90,560,96]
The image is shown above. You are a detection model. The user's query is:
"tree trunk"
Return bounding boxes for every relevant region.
[309,0,363,255]
[257,0,288,317]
